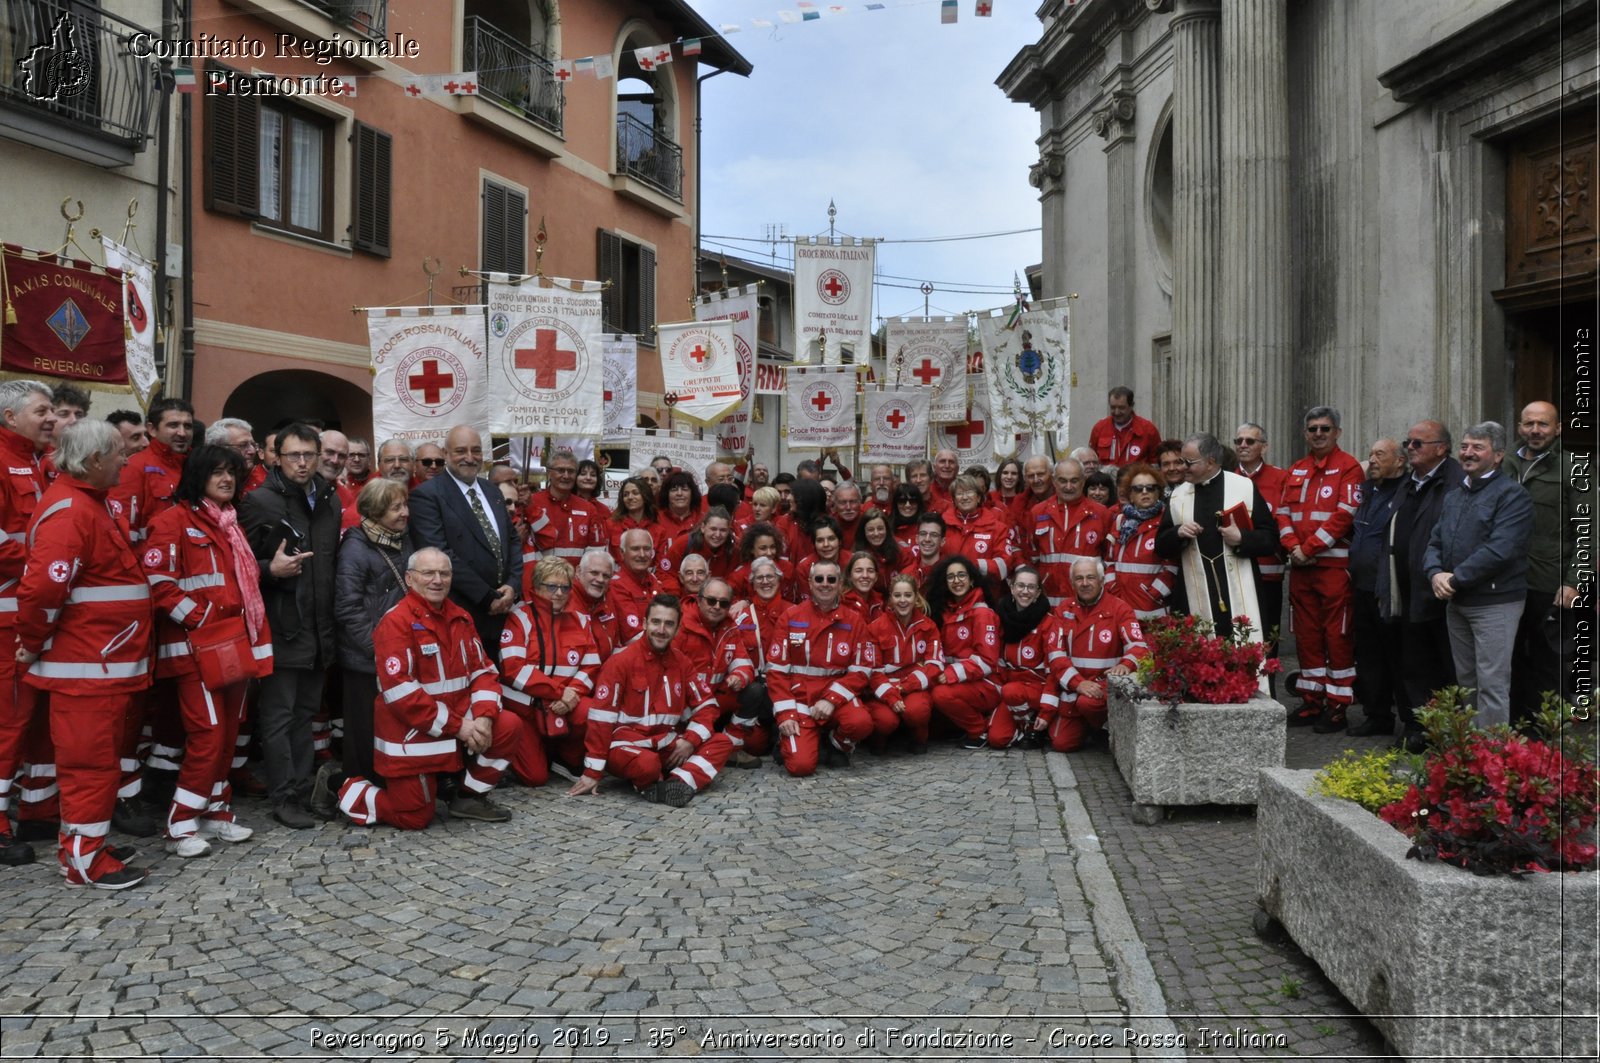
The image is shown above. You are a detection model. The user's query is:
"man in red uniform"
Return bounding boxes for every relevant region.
[572,548,619,660]
[1233,421,1287,685]
[1010,455,1056,527]
[674,577,756,734]
[767,558,875,776]
[334,547,519,829]
[1042,559,1147,752]
[1087,387,1162,468]
[829,480,867,546]
[1277,406,1365,728]
[568,595,734,807]
[522,448,606,597]
[0,380,58,864]
[17,420,153,889]
[929,449,960,508]
[608,528,662,645]
[112,396,193,545]
[1027,459,1112,607]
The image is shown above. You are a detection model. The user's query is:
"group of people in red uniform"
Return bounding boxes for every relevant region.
[3,375,1379,891]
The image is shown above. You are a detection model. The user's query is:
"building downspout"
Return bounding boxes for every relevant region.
[178,0,196,401]
[694,66,728,291]
[152,0,174,400]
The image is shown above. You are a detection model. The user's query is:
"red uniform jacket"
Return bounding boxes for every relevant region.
[371,589,502,777]
[583,636,719,780]
[866,610,943,702]
[657,534,738,593]
[1051,591,1148,698]
[111,435,185,543]
[17,473,153,694]
[1237,462,1288,580]
[766,599,874,724]
[142,502,274,680]
[1088,414,1163,466]
[1107,512,1179,618]
[650,508,700,553]
[840,588,884,626]
[675,606,755,707]
[1276,448,1364,569]
[570,586,618,661]
[497,596,600,734]
[607,515,653,566]
[606,564,662,645]
[732,592,790,675]
[945,505,1020,581]
[937,589,1000,688]
[0,427,47,646]
[1026,496,1113,604]
[522,489,606,595]
[999,613,1067,684]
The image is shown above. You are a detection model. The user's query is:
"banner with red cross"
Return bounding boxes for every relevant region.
[602,335,637,445]
[100,236,160,405]
[862,386,930,463]
[785,366,856,449]
[485,275,605,437]
[368,305,490,447]
[694,284,759,453]
[658,318,742,427]
[884,316,968,424]
[793,237,875,366]
[933,371,994,466]
[399,72,480,98]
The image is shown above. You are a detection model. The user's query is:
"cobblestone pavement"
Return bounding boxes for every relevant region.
[0,742,1192,1061]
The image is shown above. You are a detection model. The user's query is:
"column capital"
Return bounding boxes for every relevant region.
[1170,0,1221,26]
[1028,151,1065,193]
[1092,91,1137,143]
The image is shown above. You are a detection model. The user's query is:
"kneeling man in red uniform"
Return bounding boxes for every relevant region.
[1040,558,1148,752]
[335,547,520,828]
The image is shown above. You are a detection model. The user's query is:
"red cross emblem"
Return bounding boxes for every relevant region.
[515,329,578,388]
[406,360,455,405]
[689,344,709,365]
[911,358,940,386]
[461,81,477,93]
[949,416,986,450]
[443,80,459,93]
[818,269,850,305]
[976,0,992,13]
[405,84,421,96]
[885,407,906,430]
[639,56,655,70]
[655,48,672,64]
[554,67,572,82]
[810,391,833,414]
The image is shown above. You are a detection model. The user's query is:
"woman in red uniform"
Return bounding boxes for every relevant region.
[853,509,901,594]
[944,474,1018,586]
[924,555,1001,749]
[795,516,852,588]
[729,522,794,602]
[989,564,1064,750]
[607,476,656,566]
[498,556,601,783]
[575,459,608,516]
[143,444,273,856]
[1106,463,1177,621]
[864,573,942,753]
[989,458,1025,514]
[890,484,924,557]
[842,553,884,623]
[748,486,780,527]
[659,506,737,590]
[651,471,701,551]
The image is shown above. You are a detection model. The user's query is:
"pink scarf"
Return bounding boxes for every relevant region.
[203,499,267,641]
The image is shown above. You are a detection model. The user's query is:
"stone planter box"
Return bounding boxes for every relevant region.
[1255,768,1599,1060]
[1106,680,1286,824]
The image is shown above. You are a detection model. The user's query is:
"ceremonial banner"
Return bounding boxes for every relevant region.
[100,237,160,405]
[933,372,993,466]
[862,387,929,464]
[602,335,637,445]
[979,302,1071,455]
[485,276,605,437]
[885,316,967,423]
[785,366,856,449]
[368,306,490,447]
[628,431,716,489]
[657,318,742,426]
[793,237,875,364]
[695,285,759,453]
[1,244,126,386]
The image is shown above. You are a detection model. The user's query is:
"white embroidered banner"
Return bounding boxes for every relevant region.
[785,366,857,449]
[885,316,969,423]
[932,370,994,466]
[657,318,742,426]
[100,237,159,407]
[793,238,875,364]
[368,306,490,447]
[695,285,759,454]
[862,386,929,464]
[484,275,605,437]
[979,302,1071,455]
[602,335,637,445]
[628,430,716,490]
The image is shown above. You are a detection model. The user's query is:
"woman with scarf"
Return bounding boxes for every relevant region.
[143,444,273,856]
[497,556,602,784]
[988,565,1065,750]
[923,555,1002,750]
[608,476,657,565]
[889,483,924,556]
[332,477,413,796]
[864,573,943,754]
[1106,462,1178,620]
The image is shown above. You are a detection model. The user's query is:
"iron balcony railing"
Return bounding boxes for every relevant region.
[1,0,159,148]
[615,111,681,201]
[464,16,563,136]
[297,0,388,42]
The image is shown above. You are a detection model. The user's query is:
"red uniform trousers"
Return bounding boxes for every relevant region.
[1288,566,1354,707]
[165,677,246,839]
[337,711,522,830]
[863,691,933,742]
[931,680,1000,740]
[1047,690,1107,752]
[779,702,873,777]
[52,691,134,884]
[0,655,58,826]
[505,704,590,786]
[604,731,733,793]
[990,675,1052,748]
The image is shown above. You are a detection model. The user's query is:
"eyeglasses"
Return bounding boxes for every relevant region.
[1305,425,1335,435]
[279,451,316,464]
[701,595,732,607]
[811,574,839,584]
[1404,438,1443,449]
[540,582,572,594]
[947,571,970,581]
[1129,483,1160,493]
[1181,457,1203,467]
[412,569,451,581]
[1233,437,1262,447]
[419,458,446,468]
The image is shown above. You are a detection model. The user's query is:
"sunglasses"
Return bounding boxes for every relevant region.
[1129,483,1160,493]
[419,458,446,468]
[1305,425,1335,435]
[811,574,839,584]
[1233,437,1261,446]
[1404,438,1442,449]
[539,582,572,594]
[701,595,732,607]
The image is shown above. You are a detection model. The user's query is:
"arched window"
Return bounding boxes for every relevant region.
[614,35,680,199]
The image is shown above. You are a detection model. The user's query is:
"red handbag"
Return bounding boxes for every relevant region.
[188,615,255,689]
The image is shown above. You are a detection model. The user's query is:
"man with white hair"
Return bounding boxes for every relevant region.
[1068,446,1101,478]
[206,417,264,493]
[375,438,414,484]
[1041,558,1147,753]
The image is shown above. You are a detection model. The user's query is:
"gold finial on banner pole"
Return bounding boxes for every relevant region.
[422,257,442,306]
[533,217,548,278]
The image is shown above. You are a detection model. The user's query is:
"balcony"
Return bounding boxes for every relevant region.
[615,112,682,202]
[464,16,563,137]
[0,0,159,164]
[297,0,388,40]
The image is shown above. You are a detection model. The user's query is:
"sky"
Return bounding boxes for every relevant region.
[692,0,1045,324]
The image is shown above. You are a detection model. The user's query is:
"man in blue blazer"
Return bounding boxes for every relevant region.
[408,426,522,652]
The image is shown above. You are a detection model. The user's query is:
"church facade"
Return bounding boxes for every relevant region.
[998,0,1595,455]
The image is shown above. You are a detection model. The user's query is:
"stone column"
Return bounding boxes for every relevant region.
[1095,89,1139,389]
[1221,0,1293,451]
[1169,0,1222,438]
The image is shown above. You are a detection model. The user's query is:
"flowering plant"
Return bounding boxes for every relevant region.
[1379,689,1599,875]
[1131,614,1280,705]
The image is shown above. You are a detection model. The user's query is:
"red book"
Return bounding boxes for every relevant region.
[1219,502,1253,531]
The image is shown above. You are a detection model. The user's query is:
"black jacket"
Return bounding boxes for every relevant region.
[1379,458,1460,623]
[334,524,411,674]
[238,468,342,669]
[1349,475,1403,593]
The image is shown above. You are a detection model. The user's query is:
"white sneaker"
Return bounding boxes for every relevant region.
[197,819,253,843]
[165,835,211,858]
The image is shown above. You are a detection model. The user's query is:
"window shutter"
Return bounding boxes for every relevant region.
[482,181,527,274]
[638,245,656,342]
[505,188,527,275]
[598,229,622,333]
[203,62,259,217]
[351,122,392,257]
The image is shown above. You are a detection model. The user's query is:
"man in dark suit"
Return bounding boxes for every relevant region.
[408,425,521,651]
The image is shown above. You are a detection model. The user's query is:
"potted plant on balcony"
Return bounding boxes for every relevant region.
[1106,614,1284,824]
[1255,690,1599,1059]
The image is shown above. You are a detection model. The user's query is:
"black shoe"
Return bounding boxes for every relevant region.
[910,742,929,755]
[112,799,159,837]
[272,802,317,830]
[1312,709,1347,734]
[1286,701,1322,728]
[67,866,148,891]
[1397,728,1428,755]
[14,819,56,842]
[658,778,695,808]
[1348,714,1394,738]
[822,743,853,769]
[639,781,666,803]
[105,844,138,863]
[0,832,35,866]
[962,735,988,750]
[308,764,340,821]
[447,792,512,823]
[435,774,461,804]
